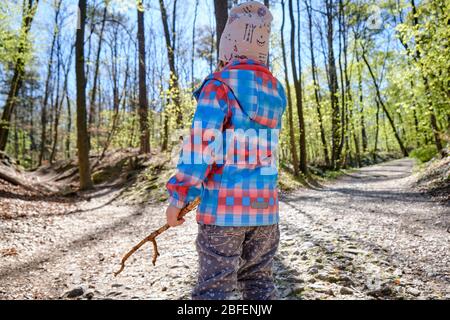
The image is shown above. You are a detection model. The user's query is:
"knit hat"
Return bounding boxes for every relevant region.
[218,1,273,65]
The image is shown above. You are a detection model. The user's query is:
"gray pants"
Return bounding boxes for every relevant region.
[192,224,280,300]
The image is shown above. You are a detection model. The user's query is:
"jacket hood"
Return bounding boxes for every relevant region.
[194,59,286,129]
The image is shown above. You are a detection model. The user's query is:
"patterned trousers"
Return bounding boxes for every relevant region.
[192,223,280,300]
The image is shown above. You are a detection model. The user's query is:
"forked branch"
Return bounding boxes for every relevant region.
[114,197,200,276]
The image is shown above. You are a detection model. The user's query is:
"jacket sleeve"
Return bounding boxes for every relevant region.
[166,79,230,209]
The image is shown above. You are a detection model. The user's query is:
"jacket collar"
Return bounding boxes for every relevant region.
[193,59,271,100]
[223,58,270,74]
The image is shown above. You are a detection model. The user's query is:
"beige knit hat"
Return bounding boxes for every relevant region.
[218,1,273,65]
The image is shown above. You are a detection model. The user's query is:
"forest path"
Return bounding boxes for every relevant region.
[0,158,448,299]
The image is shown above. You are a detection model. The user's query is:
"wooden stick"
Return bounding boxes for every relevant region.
[114,197,200,276]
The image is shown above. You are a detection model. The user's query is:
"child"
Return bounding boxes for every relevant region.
[165,1,286,300]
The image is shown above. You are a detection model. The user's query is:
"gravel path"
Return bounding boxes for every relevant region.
[0,158,449,300]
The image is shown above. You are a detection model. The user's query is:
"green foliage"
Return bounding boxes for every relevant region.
[0,2,21,67]
[410,145,438,163]
[396,0,450,120]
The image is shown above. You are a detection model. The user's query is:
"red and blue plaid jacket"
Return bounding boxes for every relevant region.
[166,59,286,226]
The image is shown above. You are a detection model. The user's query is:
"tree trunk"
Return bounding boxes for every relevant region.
[39,1,61,164]
[172,0,178,68]
[65,90,71,159]
[281,0,300,177]
[51,41,74,163]
[75,0,93,190]
[159,0,183,127]
[29,86,36,167]
[361,51,408,157]
[137,1,150,154]
[191,0,199,91]
[305,0,329,167]
[214,0,228,60]
[324,0,341,169]
[0,0,39,152]
[356,54,368,152]
[13,107,19,160]
[373,98,380,159]
[99,49,129,162]
[50,35,62,164]
[336,0,346,166]
[88,4,108,141]
[288,0,307,174]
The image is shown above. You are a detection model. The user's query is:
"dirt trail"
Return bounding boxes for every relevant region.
[0,158,449,299]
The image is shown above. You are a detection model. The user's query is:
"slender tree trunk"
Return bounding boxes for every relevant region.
[161,73,169,152]
[51,41,74,163]
[172,0,178,67]
[356,56,368,152]
[383,116,390,152]
[162,110,169,151]
[29,86,36,166]
[137,1,150,154]
[214,0,228,60]
[129,51,138,148]
[85,4,98,82]
[305,0,329,167]
[361,50,408,157]
[96,75,103,152]
[0,0,39,152]
[336,1,344,160]
[65,91,71,159]
[75,0,93,190]
[39,3,61,164]
[88,4,108,141]
[13,107,19,160]
[191,0,199,91]
[209,27,214,73]
[50,35,62,164]
[346,47,356,165]
[99,50,129,161]
[281,0,300,177]
[288,0,307,174]
[324,0,340,169]
[159,0,183,127]
[351,114,361,166]
[407,78,421,147]
[373,98,380,160]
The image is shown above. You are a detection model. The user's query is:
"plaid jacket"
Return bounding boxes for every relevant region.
[166,59,286,226]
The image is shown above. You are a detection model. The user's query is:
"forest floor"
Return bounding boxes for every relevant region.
[0,157,449,300]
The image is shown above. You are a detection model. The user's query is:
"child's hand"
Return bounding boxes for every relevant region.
[165,205,185,227]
